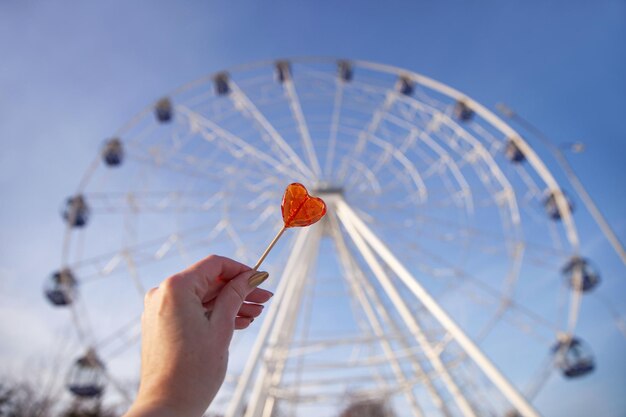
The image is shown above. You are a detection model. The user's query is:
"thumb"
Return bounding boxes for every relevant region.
[210,270,267,333]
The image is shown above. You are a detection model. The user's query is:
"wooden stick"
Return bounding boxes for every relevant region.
[253,226,286,271]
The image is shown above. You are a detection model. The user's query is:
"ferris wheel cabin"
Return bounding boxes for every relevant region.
[44,268,77,306]
[552,336,595,378]
[505,139,526,163]
[154,97,173,123]
[562,257,601,292]
[544,191,574,221]
[102,137,124,167]
[396,75,415,96]
[454,100,475,122]
[275,60,291,83]
[337,60,353,82]
[62,194,90,228]
[213,72,230,96]
[67,349,106,398]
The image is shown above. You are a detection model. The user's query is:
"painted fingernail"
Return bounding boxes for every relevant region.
[248,271,269,287]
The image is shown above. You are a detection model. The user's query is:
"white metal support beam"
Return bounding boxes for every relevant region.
[330,212,453,417]
[224,226,319,417]
[282,78,323,177]
[244,224,323,417]
[330,213,425,417]
[256,225,323,417]
[336,198,542,417]
[177,105,309,182]
[337,202,478,417]
[336,91,397,182]
[228,81,317,181]
[324,79,345,178]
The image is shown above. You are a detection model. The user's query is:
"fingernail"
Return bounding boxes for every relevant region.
[248,271,269,288]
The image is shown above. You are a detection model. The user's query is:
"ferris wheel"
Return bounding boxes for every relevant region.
[47,58,608,417]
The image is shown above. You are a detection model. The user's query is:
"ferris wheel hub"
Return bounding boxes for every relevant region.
[311,185,344,196]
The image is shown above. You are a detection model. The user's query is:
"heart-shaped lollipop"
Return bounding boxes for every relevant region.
[253,183,327,270]
[281,183,327,228]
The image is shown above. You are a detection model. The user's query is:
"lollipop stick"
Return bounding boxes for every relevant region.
[253,226,286,271]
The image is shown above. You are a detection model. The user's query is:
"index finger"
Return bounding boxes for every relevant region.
[184,254,252,300]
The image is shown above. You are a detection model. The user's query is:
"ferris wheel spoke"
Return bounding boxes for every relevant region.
[332,115,464,207]
[124,252,146,295]
[127,147,283,192]
[416,131,474,213]
[70,199,279,281]
[126,132,253,177]
[345,155,431,206]
[364,105,443,182]
[100,328,142,364]
[83,191,223,214]
[324,78,345,179]
[281,75,323,177]
[176,105,309,183]
[222,223,247,262]
[336,88,398,183]
[102,369,133,405]
[244,206,280,233]
[79,235,215,282]
[69,220,229,281]
[82,190,281,216]
[347,133,427,203]
[95,314,142,350]
[102,323,142,361]
[228,81,317,181]
[343,158,383,195]
[128,148,224,181]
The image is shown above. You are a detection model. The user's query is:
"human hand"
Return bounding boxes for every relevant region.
[124,255,272,417]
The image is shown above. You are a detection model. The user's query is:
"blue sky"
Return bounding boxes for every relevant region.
[0,1,625,416]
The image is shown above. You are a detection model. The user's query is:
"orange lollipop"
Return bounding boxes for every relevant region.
[253,183,327,270]
[281,183,327,228]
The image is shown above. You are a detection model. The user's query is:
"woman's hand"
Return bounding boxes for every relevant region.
[125,255,272,417]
